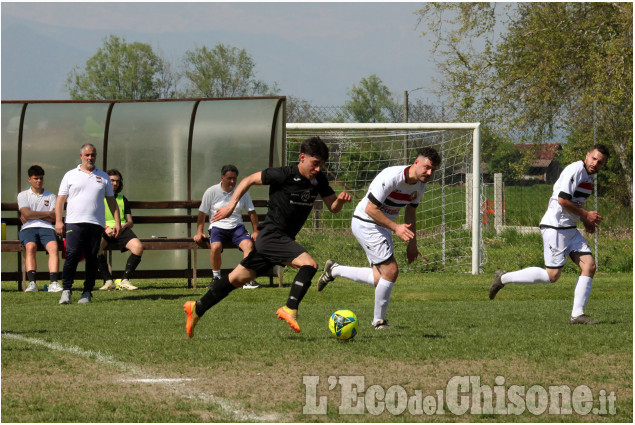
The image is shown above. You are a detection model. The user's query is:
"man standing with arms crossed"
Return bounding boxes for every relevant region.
[317,147,441,329]
[184,137,351,337]
[55,144,121,304]
[489,145,609,325]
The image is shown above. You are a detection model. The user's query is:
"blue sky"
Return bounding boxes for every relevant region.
[1,2,442,105]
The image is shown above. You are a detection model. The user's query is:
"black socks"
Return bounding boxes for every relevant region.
[286,265,317,310]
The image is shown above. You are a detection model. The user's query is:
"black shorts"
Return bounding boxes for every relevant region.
[102,227,139,252]
[240,226,307,276]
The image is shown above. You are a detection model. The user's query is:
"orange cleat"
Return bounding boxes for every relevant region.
[276,306,300,333]
[183,301,199,338]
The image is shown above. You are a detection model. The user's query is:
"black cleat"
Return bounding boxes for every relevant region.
[489,269,506,300]
[317,259,338,291]
[569,314,600,325]
[372,319,393,330]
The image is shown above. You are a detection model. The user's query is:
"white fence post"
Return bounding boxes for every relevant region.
[494,173,503,233]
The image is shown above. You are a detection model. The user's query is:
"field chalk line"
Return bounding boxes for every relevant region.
[2,331,280,422]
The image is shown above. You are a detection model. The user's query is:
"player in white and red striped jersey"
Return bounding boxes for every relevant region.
[489,145,610,325]
[317,147,441,329]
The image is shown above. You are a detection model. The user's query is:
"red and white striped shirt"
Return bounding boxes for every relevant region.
[354,165,427,223]
[540,160,593,228]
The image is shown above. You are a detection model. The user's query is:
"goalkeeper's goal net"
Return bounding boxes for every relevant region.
[285,123,484,274]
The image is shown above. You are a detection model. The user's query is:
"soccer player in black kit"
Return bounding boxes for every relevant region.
[184,137,351,336]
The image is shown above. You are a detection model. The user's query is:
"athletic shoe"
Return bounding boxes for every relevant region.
[118,279,138,290]
[183,301,199,338]
[48,282,63,293]
[276,306,300,333]
[569,314,600,325]
[317,259,338,291]
[25,282,38,292]
[100,280,116,291]
[78,292,92,304]
[242,280,261,289]
[59,290,71,305]
[372,319,393,330]
[489,269,506,300]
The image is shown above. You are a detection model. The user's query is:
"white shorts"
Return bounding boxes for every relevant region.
[540,227,592,269]
[352,217,394,266]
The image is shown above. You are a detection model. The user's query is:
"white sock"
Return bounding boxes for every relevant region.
[332,265,375,286]
[572,276,593,317]
[213,270,221,279]
[374,278,394,324]
[501,267,551,284]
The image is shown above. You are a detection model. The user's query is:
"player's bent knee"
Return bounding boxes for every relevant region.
[546,268,561,283]
[584,262,597,277]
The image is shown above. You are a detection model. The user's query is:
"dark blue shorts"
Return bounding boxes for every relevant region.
[19,227,58,249]
[209,224,252,247]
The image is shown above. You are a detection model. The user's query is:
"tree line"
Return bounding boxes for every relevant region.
[66,2,632,207]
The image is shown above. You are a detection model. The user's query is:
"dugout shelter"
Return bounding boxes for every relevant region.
[1,97,286,282]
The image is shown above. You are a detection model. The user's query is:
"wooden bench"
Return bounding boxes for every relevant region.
[1,200,284,290]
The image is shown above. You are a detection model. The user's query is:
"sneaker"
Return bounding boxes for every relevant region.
[78,292,92,304]
[59,290,71,305]
[242,280,261,289]
[183,301,199,338]
[317,259,338,291]
[48,282,63,293]
[208,276,220,289]
[117,279,138,290]
[25,281,38,292]
[489,269,506,300]
[569,314,600,325]
[276,306,300,333]
[372,319,393,330]
[99,280,116,291]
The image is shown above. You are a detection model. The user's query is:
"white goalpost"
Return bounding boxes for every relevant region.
[285,123,483,275]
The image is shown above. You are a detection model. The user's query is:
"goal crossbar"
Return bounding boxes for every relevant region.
[286,122,482,275]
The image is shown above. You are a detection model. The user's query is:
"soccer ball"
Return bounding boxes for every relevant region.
[329,309,359,340]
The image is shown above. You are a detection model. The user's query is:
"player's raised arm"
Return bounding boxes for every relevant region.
[323,192,351,213]
[212,171,263,222]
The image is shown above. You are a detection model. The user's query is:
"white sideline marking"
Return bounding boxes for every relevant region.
[123,378,196,383]
[2,332,280,422]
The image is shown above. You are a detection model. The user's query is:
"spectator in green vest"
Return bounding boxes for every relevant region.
[96,169,143,290]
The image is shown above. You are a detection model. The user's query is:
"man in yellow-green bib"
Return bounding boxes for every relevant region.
[96,169,144,290]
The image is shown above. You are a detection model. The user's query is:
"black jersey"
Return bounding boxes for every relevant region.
[260,164,335,238]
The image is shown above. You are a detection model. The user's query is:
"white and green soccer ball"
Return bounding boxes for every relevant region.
[329,309,359,340]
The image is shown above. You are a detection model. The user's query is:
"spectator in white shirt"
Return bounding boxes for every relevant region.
[17,165,62,293]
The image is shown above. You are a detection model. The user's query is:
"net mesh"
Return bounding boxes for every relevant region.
[286,127,484,273]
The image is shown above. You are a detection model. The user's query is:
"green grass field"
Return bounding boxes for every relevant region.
[2,267,632,422]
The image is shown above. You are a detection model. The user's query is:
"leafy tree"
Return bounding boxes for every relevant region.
[66,35,169,100]
[416,3,633,205]
[489,143,526,183]
[344,74,399,123]
[181,44,277,97]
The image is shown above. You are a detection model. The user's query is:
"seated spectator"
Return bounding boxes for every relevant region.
[194,164,261,289]
[17,165,62,292]
[96,169,143,291]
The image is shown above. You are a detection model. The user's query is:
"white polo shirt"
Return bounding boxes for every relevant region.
[17,188,56,231]
[199,182,255,230]
[58,165,114,227]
